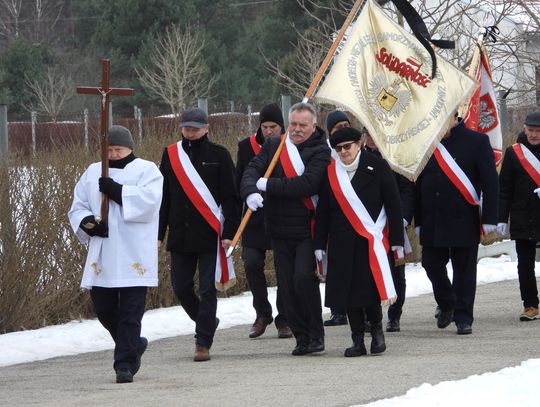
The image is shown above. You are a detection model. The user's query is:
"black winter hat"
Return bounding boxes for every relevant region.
[259,103,284,130]
[524,111,540,127]
[326,110,350,133]
[108,125,134,150]
[329,127,362,148]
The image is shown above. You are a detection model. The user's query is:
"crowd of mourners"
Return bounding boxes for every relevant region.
[68,103,540,383]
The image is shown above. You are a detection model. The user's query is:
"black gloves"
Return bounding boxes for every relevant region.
[80,215,109,238]
[99,177,123,205]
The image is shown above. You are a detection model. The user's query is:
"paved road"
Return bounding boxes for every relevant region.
[1,279,539,407]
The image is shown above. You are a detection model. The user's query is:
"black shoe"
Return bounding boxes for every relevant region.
[386,319,400,332]
[132,337,148,375]
[456,323,472,335]
[292,341,310,356]
[434,305,442,319]
[437,309,454,329]
[324,313,348,326]
[344,338,367,357]
[370,323,386,354]
[116,367,133,384]
[307,337,325,354]
[216,317,220,329]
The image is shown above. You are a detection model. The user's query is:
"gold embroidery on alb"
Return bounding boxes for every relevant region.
[132,263,146,276]
[90,263,101,275]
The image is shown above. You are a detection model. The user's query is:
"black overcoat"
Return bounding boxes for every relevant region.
[158,135,241,253]
[499,133,540,241]
[240,128,331,240]
[235,132,271,250]
[415,120,499,247]
[313,151,404,309]
[365,146,415,223]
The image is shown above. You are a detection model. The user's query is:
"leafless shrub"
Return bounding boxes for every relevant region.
[0,121,251,333]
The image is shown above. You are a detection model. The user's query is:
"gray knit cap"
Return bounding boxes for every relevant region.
[108,125,134,150]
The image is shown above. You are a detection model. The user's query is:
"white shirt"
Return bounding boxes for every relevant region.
[68,158,163,289]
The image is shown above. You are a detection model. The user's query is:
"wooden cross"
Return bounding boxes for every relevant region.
[76,59,134,224]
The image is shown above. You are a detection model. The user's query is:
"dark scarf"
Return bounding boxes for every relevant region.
[109,152,136,169]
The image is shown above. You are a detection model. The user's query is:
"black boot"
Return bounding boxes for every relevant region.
[386,318,400,332]
[344,333,367,357]
[370,322,386,354]
[324,313,348,326]
[387,307,402,332]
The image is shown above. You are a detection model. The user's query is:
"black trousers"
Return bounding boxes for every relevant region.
[347,305,382,338]
[170,251,217,348]
[422,245,478,325]
[242,247,287,327]
[271,237,324,343]
[388,263,406,320]
[515,239,539,308]
[90,286,147,371]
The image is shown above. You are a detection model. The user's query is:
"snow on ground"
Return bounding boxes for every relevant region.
[0,254,537,407]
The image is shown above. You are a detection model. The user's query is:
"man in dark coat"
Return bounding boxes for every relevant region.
[236,103,292,339]
[498,111,540,321]
[415,115,499,335]
[322,109,351,327]
[158,107,240,362]
[240,102,331,356]
[362,129,415,333]
[314,127,404,356]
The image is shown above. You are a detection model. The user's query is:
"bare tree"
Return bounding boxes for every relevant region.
[29,0,65,45]
[273,0,540,108]
[262,26,331,100]
[136,24,219,117]
[0,0,66,47]
[0,0,23,44]
[25,65,74,122]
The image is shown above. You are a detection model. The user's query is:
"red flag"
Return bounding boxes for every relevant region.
[464,47,503,165]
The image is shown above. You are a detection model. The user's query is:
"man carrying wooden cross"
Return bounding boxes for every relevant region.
[68,126,163,384]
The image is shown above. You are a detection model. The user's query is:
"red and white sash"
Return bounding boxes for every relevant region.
[512,143,540,187]
[327,159,396,303]
[433,143,481,207]
[167,142,236,291]
[249,134,261,155]
[433,143,483,236]
[279,135,326,278]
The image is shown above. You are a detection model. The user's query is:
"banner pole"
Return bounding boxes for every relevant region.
[227,0,366,258]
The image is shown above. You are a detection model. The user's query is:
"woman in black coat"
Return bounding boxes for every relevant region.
[313,127,404,357]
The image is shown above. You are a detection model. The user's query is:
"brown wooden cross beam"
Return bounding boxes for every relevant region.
[76,59,134,224]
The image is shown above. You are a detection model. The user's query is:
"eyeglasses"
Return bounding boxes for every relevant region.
[335,141,357,153]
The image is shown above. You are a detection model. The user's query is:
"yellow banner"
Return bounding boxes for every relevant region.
[315,0,477,180]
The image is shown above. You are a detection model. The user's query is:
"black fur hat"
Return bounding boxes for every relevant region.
[329,127,362,148]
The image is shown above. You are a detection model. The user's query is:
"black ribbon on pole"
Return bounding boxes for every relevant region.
[390,0,455,79]
[483,26,500,43]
